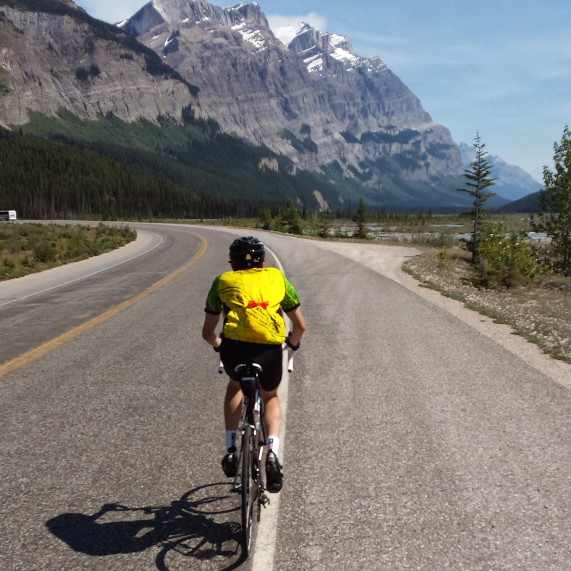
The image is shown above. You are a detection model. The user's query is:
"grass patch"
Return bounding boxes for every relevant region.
[0,222,136,281]
[403,247,571,364]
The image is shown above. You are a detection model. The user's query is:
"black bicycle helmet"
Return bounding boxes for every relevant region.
[229,236,265,268]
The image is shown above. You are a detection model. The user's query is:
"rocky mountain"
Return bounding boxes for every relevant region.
[0,0,477,209]
[459,142,541,202]
[0,0,349,214]
[121,0,463,183]
[0,0,196,130]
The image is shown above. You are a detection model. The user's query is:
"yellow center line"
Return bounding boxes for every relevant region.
[0,233,207,381]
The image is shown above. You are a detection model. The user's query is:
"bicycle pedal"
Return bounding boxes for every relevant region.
[260,494,270,508]
[231,484,242,493]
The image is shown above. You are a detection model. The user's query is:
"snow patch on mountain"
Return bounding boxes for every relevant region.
[330,47,358,64]
[304,54,324,73]
[232,23,267,51]
[329,34,346,46]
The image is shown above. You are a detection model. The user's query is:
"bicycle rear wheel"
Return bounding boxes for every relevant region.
[241,424,256,557]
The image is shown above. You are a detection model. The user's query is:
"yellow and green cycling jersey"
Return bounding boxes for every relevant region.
[205,267,300,344]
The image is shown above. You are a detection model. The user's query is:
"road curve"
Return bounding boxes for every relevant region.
[0,224,201,364]
[1,224,571,571]
[0,226,161,309]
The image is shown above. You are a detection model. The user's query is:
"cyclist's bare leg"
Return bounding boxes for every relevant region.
[224,379,242,430]
[260,388,281,442]
[261,387,283,491]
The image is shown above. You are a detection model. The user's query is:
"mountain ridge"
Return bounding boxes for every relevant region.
[0,0,496,210]
[120,0,463,183]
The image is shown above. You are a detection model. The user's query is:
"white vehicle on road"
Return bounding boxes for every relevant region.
[0,210,17,222]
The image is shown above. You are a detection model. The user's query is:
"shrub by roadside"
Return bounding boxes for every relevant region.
[0,223,136,281]
[470,221,540,289]
[403,246,571,364]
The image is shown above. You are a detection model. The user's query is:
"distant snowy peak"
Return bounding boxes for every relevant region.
[274,21,385,75]
[120,1,385,70]
[120,0,269,41]
[459,142,541,201]
[328,37,359,65]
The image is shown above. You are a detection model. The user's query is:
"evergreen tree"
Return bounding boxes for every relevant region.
[457,133,496,263]
[259,208,273,231]
[353,197,368,239]
[318,215,331,239]
[531,126,571,276]
[282,198,303,235]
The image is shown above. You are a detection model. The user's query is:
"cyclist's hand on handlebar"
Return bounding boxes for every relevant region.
[213,337,222,352]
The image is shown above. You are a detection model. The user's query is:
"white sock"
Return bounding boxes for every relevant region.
[267,435,280,457]
[226,430,237,452]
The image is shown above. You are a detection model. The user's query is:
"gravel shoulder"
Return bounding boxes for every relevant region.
[310,240,571,391]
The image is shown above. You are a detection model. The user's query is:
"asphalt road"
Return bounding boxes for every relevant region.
[1,224,571,570]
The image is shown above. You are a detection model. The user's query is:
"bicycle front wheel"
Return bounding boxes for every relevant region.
[241,424,256,558]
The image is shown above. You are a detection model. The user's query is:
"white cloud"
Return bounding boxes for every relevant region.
[267,13,327,34]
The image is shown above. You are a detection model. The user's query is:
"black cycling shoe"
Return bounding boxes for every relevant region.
[266,451,283,493]
[222,447,237,477]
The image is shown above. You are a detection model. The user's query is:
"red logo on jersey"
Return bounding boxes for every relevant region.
[248,301,269,309]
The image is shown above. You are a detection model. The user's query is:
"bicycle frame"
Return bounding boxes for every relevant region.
[233,365,266,490]
[232,363,269,558]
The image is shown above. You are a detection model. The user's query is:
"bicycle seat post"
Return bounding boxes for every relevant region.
[235,363,263,427]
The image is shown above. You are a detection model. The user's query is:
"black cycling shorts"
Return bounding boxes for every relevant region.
[220,338,283,392]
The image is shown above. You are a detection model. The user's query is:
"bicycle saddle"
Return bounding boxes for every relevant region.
[235,363,263,395]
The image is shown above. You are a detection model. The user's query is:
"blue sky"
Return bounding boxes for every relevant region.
[78,0,571,182]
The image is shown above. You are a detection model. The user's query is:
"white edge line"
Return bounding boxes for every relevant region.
[252,245,289,571]
[0,232,164,308]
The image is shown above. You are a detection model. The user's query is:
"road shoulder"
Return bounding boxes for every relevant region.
[310,240,571,390]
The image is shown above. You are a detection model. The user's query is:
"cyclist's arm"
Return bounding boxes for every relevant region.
[280,273,305,346]
[203,276,223,348]
[202,313,222,348]
[285,306,306,346]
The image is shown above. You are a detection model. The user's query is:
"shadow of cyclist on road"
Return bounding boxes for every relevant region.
[46,483,245,570]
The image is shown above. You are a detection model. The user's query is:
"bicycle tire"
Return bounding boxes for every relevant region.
[256,404,266,524]
[241,423,255,557]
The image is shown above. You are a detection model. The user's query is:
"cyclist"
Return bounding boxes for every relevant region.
[202,236,306,493]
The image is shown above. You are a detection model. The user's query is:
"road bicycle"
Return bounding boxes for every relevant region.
[218,345,294,558]
[231,362,269,558]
